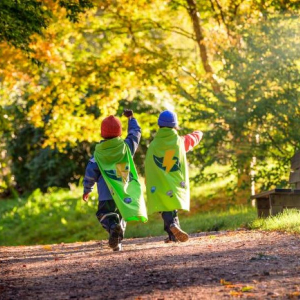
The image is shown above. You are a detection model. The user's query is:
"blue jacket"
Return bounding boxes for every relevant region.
[83,118,141,201]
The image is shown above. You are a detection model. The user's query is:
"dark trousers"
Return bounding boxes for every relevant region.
[161,210,180,241]
[96,200,126,234]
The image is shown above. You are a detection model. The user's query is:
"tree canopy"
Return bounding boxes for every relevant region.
[1,0,300,202]
[0,0,93,52]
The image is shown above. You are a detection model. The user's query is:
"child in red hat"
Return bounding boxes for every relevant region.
[100,115,122,139]
[83,110,144,251]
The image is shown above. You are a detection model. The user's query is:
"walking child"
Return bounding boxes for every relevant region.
[83,110,147,251]
[145,110,203,243]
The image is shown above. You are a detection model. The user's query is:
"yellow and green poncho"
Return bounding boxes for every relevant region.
[145,128,190,214]
[94,137,148,222]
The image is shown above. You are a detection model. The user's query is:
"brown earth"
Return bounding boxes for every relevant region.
[1,230,300,299]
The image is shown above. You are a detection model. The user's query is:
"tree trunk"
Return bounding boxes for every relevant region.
[185,0,221,93]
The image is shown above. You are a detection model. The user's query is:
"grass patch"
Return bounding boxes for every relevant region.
[250,209,300,233]
[0,187,257,246]
[190,164,235,203]
[181,206,257,233]
[126,206,257,239]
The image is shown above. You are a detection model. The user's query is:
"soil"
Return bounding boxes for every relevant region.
[1,230,300,299]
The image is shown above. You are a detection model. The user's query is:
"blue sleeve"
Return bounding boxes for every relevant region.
[83,157,101,194]
[124,118,141,155]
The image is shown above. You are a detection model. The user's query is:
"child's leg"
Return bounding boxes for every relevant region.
[161,210,179,242]
[96,200,120,232]
[96,200,126,250]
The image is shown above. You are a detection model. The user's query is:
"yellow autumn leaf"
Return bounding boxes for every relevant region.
[229,291,243,297]
[288,291,300,297]
[42,245,52,251]
[241,286,254,292]
[220,279,232,285]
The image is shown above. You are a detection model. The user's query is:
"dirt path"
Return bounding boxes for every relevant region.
[1,230,300,299]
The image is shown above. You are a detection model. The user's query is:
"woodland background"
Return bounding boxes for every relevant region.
[0,0,300,245]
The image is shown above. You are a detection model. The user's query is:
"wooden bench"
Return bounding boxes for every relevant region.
[251,152,300,217]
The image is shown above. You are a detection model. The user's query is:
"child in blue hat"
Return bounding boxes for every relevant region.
[145,110,203,243]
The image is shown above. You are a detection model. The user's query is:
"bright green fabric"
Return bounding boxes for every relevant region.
[94,138,148,222]
[145,128,190,214]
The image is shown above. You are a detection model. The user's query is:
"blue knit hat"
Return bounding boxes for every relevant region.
[158,110,178,128]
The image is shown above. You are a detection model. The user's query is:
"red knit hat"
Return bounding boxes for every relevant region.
[101,115,122,138]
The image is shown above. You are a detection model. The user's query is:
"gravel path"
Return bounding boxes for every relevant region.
[1,230,300,299]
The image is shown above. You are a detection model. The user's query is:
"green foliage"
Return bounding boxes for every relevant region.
[0,0,93,52]
[58,0,94,22]
[250,209,300,233]
[0,187,256,246]
[4,101,93,193]
[187,13,300,195]
[0,0,49,51]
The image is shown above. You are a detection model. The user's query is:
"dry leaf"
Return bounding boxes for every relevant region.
[241,286,254,292]
[230,291,243,297]
[220,279,232,285]
[42,245,52,251]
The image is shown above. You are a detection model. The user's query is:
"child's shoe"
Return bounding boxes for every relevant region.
[169,224,189,242]
[109,224,123,249]
[113,243,122,251]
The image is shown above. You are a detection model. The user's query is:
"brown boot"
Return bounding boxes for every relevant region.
[169,224,189,242]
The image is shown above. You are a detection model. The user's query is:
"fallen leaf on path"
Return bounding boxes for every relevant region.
[230,291,243,297]
[225,285,237,289]
[287,291,300,298]
[241,286,254,292]
[42,245,52,251]
[220,279,232,285]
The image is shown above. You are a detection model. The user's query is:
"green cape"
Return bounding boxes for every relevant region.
[145,128,190,214]
[94,138,148,222]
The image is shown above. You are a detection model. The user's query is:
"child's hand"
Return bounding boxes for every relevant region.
[82,193,89,202]
[123,109,133,119]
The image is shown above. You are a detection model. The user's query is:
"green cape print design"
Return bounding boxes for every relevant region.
[94,138,148,222]
[104,169,137,182]
[145,128,190,215]
[153,154,181,173]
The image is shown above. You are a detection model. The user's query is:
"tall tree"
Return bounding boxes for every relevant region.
[185,0,221,93]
